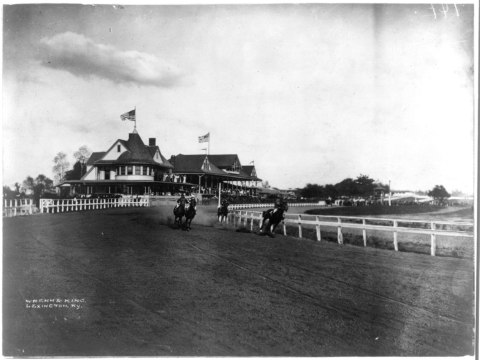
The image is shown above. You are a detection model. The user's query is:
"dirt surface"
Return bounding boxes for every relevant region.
[3,206,475,356]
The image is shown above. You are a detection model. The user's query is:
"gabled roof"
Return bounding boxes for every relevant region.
[86,152,106,166]
[170,154,225,175]
[147,145,173,167]
[86,132,172,168]
[119,132,157,163]
[206,154,241,168]
[238,165,261,181]
[170,154,260,181]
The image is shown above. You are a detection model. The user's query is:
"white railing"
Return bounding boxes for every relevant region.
[3,199,34,217]
[39,197,151,214]
[229,210,474,257]
[229,202,320,210]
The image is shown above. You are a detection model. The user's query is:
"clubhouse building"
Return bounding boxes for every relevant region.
[59,130,261,197]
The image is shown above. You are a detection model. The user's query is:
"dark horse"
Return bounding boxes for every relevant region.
[184,200,196,231]
[173,203,185,228]
[217,201,229,223]
[258,201,289,237]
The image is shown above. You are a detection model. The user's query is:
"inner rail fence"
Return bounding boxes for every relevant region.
[229,203,319,210]
[227,210,474,257]
[39,197,151,214]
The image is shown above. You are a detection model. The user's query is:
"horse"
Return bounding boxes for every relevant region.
[217,201,229,223]
[258,202,289,237]
[173,203,186,228]
[184,200,196,231]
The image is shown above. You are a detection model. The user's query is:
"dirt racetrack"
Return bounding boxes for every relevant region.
[3,206,475,356]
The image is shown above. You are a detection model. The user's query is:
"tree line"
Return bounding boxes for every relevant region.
[297,175,453,204]
[298,174,388,200]
[3,146,91,205]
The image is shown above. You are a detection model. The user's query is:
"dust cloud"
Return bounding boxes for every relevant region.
[148,204,220,228]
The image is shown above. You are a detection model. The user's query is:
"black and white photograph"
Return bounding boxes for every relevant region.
[2,1,477,356]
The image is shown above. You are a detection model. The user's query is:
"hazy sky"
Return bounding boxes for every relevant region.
[2,3,476,192]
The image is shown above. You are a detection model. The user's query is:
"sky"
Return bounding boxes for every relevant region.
[2,2,477,193]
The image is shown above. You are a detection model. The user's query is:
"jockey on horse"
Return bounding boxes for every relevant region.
[217,198,229,222]
[173,193,187,227]
[258,198,288,236]
[184,195,197,231]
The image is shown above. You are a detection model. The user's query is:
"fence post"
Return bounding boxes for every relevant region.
[431,222,436,256]
[337,217,343,244]
[283,221,287,236]
[362,219,367,247]
[315,216,321,241]
[298,215,302,238]
[393,220,398,251]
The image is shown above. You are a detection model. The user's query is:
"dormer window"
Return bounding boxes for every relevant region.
[117,145,121,152]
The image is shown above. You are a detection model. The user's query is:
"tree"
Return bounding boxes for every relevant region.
[300,183,325,199]
[34,174,54,196]
[65,161,84,181]
[354,174,376,197]
[428,185,450,204]
[73,145,91,177]
[3,186,15,199]
[22,176,35,193]
[324,184,338,200]
[52,152,70,184]
[335,178,357,197]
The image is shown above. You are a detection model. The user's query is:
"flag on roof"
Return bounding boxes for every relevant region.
[198,133,210,143]
[121,109,136,121]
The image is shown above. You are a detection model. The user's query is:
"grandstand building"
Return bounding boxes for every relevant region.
[169,154,261,197]
[59,131,261,197]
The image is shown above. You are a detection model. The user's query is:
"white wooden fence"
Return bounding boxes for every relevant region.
[229,210,474,257]
[39,197,151,214]
[229,202,319,210]
[3,199,34,217]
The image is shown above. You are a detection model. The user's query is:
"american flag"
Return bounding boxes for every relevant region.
[198,133,210,143]
[120,109,136,121]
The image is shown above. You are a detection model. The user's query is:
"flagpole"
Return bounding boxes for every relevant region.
[208,134,210,155]
[134,106,137,132]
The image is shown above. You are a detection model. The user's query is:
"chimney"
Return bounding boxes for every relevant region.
[149,138,156,146]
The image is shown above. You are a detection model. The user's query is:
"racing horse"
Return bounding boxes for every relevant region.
[173,203,186,228]
[184,198,197,231]
[258,201,289,237]
[217,200,229,223]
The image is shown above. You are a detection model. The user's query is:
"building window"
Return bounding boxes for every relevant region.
[117,144,121,152]
[135,166,141,175]
[127,166,133,175]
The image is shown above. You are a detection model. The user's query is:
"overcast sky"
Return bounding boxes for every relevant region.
[2,3,476,193]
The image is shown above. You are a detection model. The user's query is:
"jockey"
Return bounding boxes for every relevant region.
[272,197,283,214]
[221,198,229,208]
[188,195,197,211]
[175,193,187,209]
